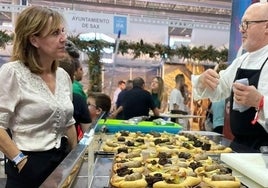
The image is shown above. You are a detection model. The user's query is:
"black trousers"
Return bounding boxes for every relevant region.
[5,138,69,188]
[213,126,223,134]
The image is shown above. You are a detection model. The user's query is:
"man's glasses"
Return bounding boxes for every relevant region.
[239,20,268,31]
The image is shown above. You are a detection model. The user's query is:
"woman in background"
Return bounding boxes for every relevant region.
[150,76,168,113]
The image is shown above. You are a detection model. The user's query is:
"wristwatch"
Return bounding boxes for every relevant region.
[12,152,27,167]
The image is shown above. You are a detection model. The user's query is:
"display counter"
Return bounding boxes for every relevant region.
[40,128,227,187]
[40,128,96,188]
[40,119,264,188]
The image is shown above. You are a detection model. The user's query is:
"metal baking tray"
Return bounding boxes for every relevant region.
[90,154,114,188]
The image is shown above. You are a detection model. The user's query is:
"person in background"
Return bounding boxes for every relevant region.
[150,76,168,113]
[169,74,186,113]
[204,100,213,131]
[223,98,234,140]
[0,6,77,187]
[210,99,225,134]
[65,40,87,101]
[111,80,126,112]
[59,57,91,140]
[110,79,133,119]
[169,74,188,129]
[192,2,268,152]
[87,92,112,122]
[64,40,91,135]
[122,77,159,120]
[180,84,191,114]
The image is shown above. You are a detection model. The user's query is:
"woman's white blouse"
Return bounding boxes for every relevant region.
[0,61,75,151]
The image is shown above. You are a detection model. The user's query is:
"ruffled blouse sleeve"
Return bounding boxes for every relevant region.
[0,63,21,129]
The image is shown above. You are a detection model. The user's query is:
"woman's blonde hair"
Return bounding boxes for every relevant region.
[11,6,65,74]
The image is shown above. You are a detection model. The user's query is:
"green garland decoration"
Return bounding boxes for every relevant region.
[0,30,13,49]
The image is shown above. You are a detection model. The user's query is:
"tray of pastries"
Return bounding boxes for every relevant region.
[94,131,244,188]
[109,147,241,188]
[99,131,232,155]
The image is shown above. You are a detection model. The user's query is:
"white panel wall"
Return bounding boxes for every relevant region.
[122,22,169,44]
[191,28,229,48]
[122,22,230,48]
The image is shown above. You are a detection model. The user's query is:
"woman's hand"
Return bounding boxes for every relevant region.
[17,157,28,173]
[66,125,78,150]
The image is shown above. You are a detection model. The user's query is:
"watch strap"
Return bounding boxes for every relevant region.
[12,152,27,166]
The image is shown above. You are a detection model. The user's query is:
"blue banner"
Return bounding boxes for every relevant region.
[113,16,127,35]
[228,0,252,63]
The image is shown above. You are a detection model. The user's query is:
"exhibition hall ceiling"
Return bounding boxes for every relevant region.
[31,0,232,22]
[0,0,232,25]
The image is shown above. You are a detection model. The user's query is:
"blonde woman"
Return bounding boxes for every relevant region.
[150,76,168,113]
[0,6,77,187]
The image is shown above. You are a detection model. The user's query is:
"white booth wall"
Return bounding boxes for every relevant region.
[113,22,229,48]
[191,28,229,47]
[63,10,230,48]
[124,23,169,44]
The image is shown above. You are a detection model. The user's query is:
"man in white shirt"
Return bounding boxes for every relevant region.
[112,80,126,112]
[191,2,268,152]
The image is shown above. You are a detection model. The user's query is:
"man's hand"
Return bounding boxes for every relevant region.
[232,83,262,108]
[199,69,220,90]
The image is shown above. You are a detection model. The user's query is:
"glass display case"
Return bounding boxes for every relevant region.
[40,118,114,188]
[40,120,262,188]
